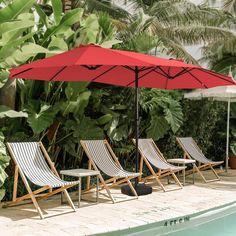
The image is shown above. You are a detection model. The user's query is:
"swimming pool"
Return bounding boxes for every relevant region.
[97,201,236,236]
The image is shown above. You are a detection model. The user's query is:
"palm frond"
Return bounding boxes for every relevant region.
[224,0,236,15]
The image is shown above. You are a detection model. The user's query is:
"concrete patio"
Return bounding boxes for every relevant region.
[1,169,236,236]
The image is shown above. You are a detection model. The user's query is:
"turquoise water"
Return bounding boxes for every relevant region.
[98,202,236,236]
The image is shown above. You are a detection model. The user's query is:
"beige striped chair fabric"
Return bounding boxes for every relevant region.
[6,142,79,219]
[81,140,139,203]
[134,138,184,192]
[177,137,223,165]
[82,140,139,178]
[9,142,79,187]
[177,137,223,183]
[138,139,185,171]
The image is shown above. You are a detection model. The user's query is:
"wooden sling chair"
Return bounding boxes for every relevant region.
[133,139,185,192]
[176,137,223,183]
[80,140,139,203]
[6,142,80,219]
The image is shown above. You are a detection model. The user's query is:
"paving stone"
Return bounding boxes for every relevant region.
[1,169,236,235]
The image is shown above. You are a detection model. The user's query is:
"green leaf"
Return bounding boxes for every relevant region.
[0,155,10,165]
[96,114,113,125]
[100,40,122,48]
[0,32,35,61]
[0,164,8,184]
[164,100,183,133]
[0,132,8,156]
[3,43,52,67]
[47,36,68,52]
[110,104,127,110]
[0,105,28,118]
[34,3,48,27]
[76,14,99,45]
[42,8,84,45]
[0,71,9,89]
[51,0,62,25]
[0,0,35,23]
[0,132,9,200]
[72,116,104,140]
[106,117,129,141]
[0,19,34,36]
[0,189,5,201]
[61,91,91,117]
[146,117,169,140]
[108,124,128,142]
[27,104,59,134]
[65,82,89,100]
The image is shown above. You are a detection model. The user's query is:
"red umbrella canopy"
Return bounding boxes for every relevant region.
[10,44,235,89]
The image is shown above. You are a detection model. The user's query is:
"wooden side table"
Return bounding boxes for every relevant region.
[60,169,100,207]
[167,159,196,185]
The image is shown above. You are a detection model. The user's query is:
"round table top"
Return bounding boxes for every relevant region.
[60,168,100,177]
[167,158,196,164]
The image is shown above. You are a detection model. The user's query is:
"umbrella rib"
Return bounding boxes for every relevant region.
[172,67,193,79]
[125,67,157,87]
[49,66,67,81]
[188,70,208,88]
[11,68,32,77]
[91,66,117,82]
[123,66,135,72]
[138,66,154,72]
[200,68,235,84]
[158,67,193,80]
[82,65,102,70]
[157,67,172,79]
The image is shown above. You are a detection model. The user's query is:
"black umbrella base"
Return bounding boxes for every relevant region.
[121,183,152,196]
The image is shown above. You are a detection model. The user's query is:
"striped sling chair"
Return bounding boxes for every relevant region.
[80,140,140,203]
[6,142,80,219]
[133,139,185,192]
[176,137,223,183]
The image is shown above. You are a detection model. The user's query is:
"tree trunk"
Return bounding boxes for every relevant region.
[0,78,16,109]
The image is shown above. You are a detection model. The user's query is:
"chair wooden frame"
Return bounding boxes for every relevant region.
[80,140,139,203]
[176,137,223,183]
[5,142,77,219]
[133,139,184,192]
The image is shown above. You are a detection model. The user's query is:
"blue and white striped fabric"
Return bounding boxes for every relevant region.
[9,142,79,188]
[138,139,185,170]
[83,140,139,178]
[178,137,222,164]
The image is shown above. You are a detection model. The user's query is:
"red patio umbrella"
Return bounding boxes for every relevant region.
[10,44,235,194]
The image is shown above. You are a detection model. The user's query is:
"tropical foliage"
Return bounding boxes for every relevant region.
[0,132,10,201]
[0,0,234,201]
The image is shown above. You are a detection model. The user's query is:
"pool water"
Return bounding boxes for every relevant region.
[98,202,236,236]
[135,210,236,236]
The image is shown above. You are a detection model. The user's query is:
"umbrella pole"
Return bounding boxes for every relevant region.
[121,67,152,196]
[135,67,139,186]
[226,98,230,172]
[133,67,152,195]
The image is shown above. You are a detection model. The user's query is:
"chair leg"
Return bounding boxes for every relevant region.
[210,165,221,180]
[171,172,183,188]
[21,179,44,219]
[153,175,166,192]
[143,158,165,191]
[194,164,208,183]
[126,179,138,197]
[30,192,44,219]
[62,189,76,211]
[86,160,92,190]
[12,165,19,202]
[139,156,143,182]
[98,174,115,203]
[16,167,45,219]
